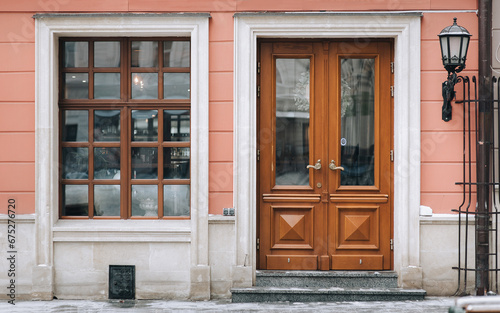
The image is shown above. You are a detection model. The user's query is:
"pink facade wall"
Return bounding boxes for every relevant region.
[0,0,478,215]
[420,11,478,213]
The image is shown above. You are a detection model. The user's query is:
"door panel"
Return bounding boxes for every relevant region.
[270,205,314,250]
[258,41,326,270]
[327,41,392,270]
[331,255,384,270]
[258,40,392,271]
[335,205,380,250]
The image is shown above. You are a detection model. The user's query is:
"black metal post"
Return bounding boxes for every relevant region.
[476,0,492,296]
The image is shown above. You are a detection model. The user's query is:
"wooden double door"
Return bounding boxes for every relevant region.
[258,40,393,270]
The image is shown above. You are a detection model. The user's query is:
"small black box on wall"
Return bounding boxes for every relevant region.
[109,265,135,299]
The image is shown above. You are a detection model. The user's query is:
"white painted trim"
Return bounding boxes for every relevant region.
[52,219,192,242]
[234,13,421,286]
[208,215,236,224]
[34,14,209,299]
[0,214,35,223]
[420,214,476,226]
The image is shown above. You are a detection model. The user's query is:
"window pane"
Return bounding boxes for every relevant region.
[164,110,190,141]
[94,185,120,216]
[64,73,88,99]
[131,41,158,67]
[131,73,158,99]
[64,41,88,68]
[132,185,158,216]
[94,110,120,142]
[94,41,120,67]
[163,73,190,99]
[62,147,88,179]
[94,147,120,179]
[340,58,375,186]
[62,110,88,142]
[62,185,88,216]
[163,41,190,67]
[163,147,190,179]
[94,73,120,99]
[132,110,158,142]
[164,185,190,216]
[132,147,158,179]
[275,58,310,186]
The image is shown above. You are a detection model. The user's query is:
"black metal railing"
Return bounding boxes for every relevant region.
[453,75,500,295]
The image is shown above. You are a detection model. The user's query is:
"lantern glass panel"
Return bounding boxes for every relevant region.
[440,36,449,64]
[448,36,462,65]
[461,36,470,63]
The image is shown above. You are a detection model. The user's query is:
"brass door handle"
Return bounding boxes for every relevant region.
[306,159,322,170]
[329,160,344,171]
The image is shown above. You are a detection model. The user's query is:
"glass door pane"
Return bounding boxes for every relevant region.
[340,58,375,186]
[275,58,310,186]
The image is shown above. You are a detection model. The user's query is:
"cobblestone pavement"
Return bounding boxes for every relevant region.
[0,297,456,312]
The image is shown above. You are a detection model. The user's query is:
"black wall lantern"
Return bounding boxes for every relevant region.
[438,17,471,122]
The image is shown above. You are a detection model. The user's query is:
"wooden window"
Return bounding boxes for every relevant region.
[59,38,191,219]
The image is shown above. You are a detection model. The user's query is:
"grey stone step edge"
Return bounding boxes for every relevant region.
[255,270,399,288]
[256,270,399,278]
[231,287,427,303]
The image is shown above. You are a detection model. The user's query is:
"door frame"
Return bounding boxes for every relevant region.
[233,13,422,287]
[256,40,393,271]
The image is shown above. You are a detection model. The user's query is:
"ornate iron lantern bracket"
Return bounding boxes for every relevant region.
[438,18,471,122]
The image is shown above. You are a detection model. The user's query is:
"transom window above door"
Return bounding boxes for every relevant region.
[59,38,191,219]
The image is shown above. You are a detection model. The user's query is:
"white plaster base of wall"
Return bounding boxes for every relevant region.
[420,215,476,296]
[208,216,236,298]
[0,215,36,300]
[0,216,237,300]
[53,242,191,300]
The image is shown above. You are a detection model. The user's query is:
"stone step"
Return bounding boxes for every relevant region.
[231,286,427,303]
[255,270,399,289]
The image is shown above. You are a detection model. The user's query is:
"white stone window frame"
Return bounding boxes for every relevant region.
[233,13,422,287]
[34,13,209,298]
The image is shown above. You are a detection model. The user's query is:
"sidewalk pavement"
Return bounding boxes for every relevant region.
[0,297,455,312]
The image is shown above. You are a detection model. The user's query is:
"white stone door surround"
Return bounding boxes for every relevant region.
[233,12,422,287]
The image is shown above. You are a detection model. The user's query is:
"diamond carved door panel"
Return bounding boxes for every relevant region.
[258,40,393,271]
[336,205,380,250]
[271,206,314,250]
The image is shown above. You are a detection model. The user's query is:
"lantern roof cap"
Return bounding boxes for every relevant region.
[438,17,471,37]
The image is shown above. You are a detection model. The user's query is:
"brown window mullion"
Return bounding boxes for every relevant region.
[122,107,129,219]
[161,142,191,148]
[162,68,191,73]
[89,40,95,100]
[92,142,121,148]
[162,179,190,185]
[159,41,164,100]
[122,38,129,102]
[130,142,159,148]
[158,109,164,218]
[88,108,95,218]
